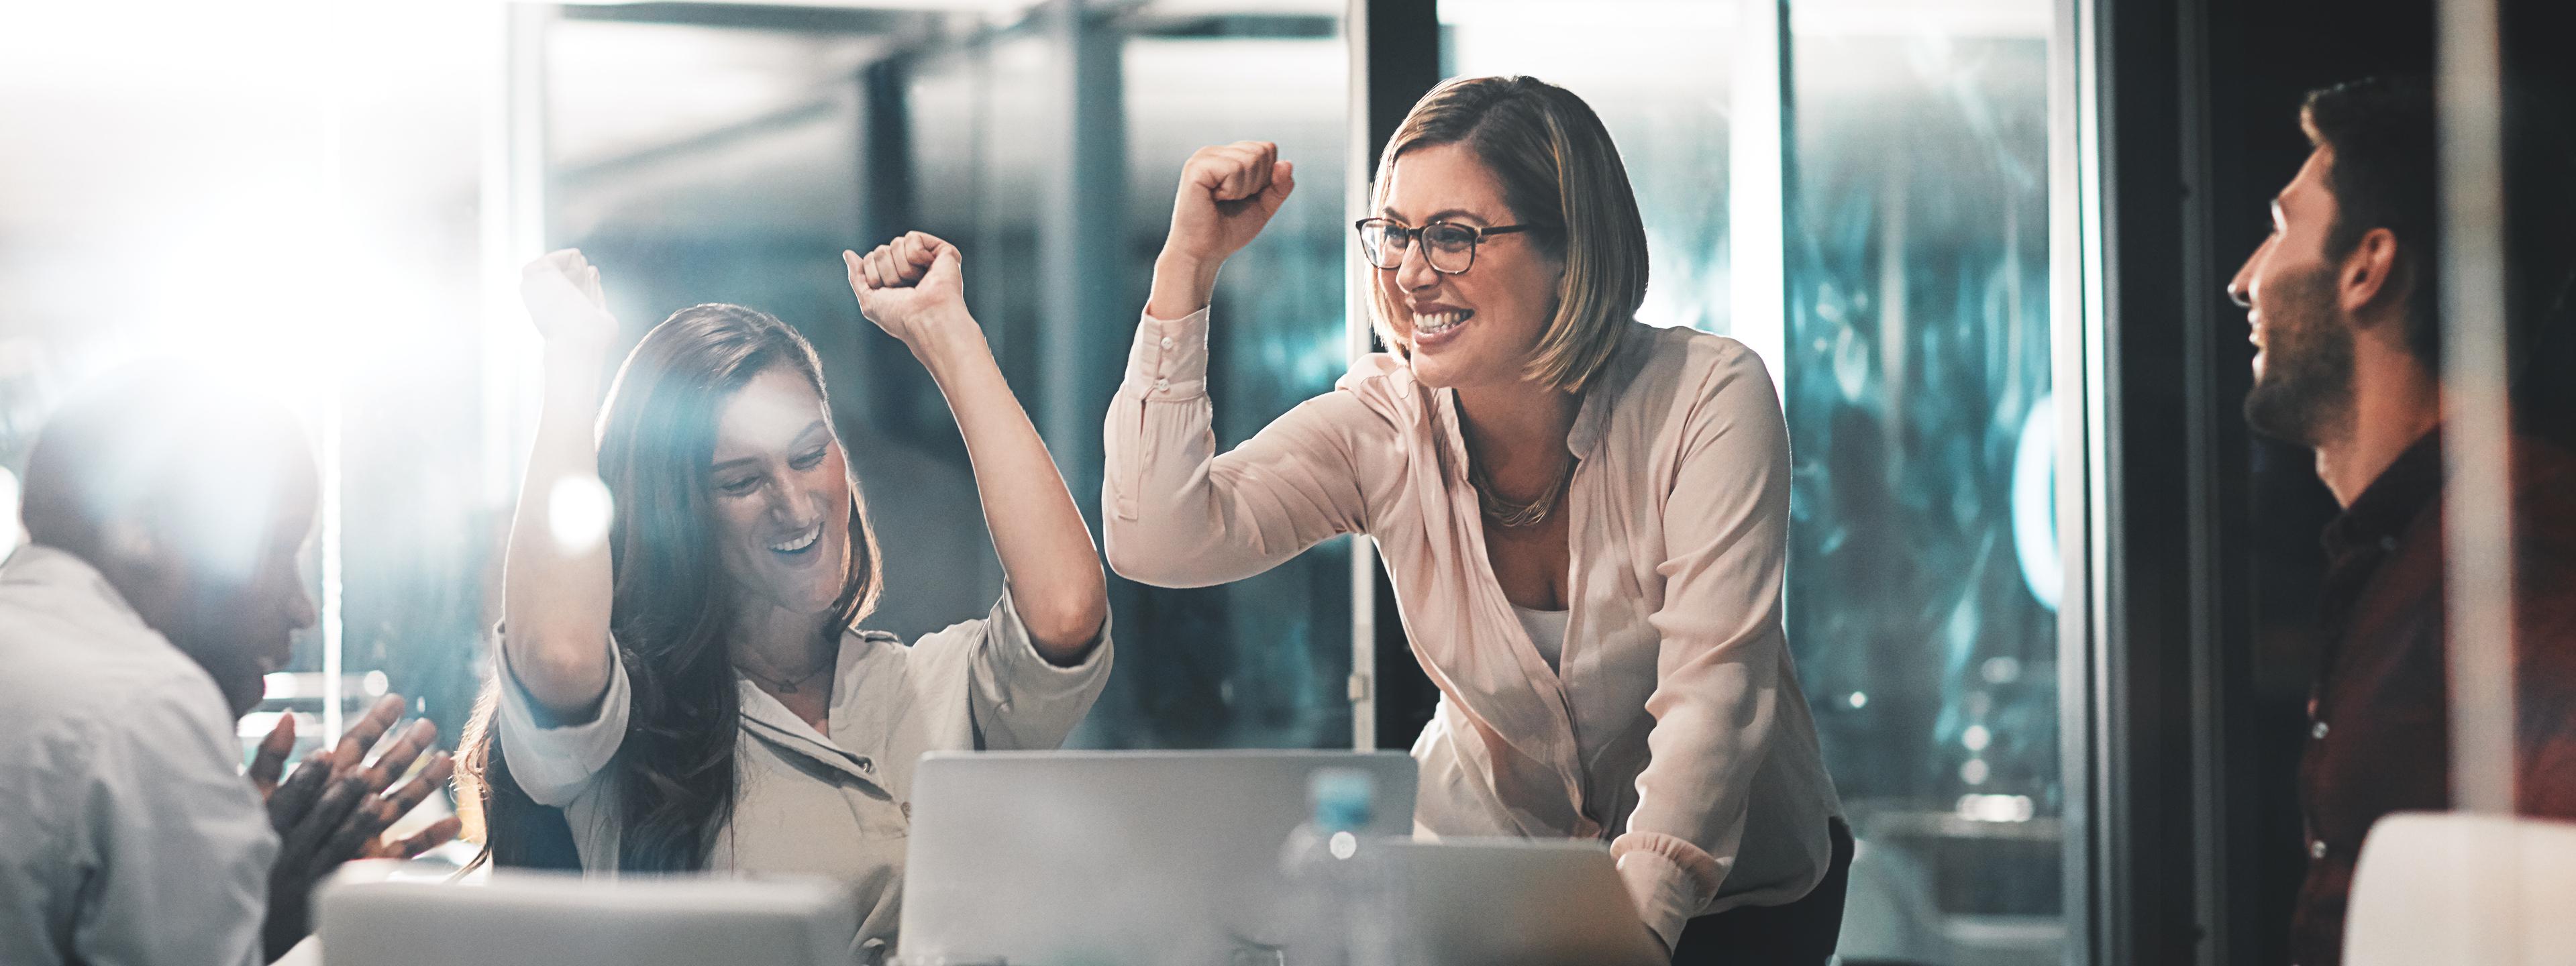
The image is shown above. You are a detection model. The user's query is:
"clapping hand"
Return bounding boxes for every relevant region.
[250,694,458,959]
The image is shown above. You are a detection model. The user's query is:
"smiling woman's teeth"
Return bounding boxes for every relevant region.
[1416,310,1472,335]
[769,527,820,552]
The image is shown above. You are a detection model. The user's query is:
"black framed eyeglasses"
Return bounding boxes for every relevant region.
[1354,217,1542,274]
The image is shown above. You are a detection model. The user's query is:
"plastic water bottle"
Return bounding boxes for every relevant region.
[1276,769,1399,966]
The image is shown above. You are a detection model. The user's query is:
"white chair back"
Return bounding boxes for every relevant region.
[2345,812,2576,965]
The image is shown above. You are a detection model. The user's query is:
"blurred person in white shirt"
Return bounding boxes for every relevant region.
[0,367,456,965]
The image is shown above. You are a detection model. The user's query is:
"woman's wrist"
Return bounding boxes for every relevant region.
[907,311,996,383]
[539,341,609,409]
[1147,251,1223,320]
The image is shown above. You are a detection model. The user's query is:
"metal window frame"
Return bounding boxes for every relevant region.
[2051,0,2108,959]
[1343,0,1441,752]
[2436,0,2522,955]
[2062,0,2223,960]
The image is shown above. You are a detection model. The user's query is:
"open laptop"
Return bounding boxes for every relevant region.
[316,866,860,966]
[1380,838,1667,966]
[897,749,1416,966]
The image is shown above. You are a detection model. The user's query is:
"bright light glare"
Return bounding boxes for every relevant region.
[2011,394,2063,610]
[176,445,290,584]
[264,672,300,700]
[1962,724,1992,752]
[0,465,19,557]
[237,710,320,741]
[1328,830,1359,860]
[1955,794,2037,823]
[1981,655,2023,684]
[362,669,389,697]
[238,710,289,740]
[0,1,482,409]
[549,474,615,554]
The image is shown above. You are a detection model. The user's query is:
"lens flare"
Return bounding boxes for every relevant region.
[548,474,614,554]
[0,465,19,557]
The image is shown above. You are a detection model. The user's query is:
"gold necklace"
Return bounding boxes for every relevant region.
[1470,456,1574,529]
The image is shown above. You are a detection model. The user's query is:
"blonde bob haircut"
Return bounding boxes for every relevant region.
[1368,75,1648,393]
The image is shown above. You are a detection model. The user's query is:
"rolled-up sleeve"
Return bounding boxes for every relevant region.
[494,634,631,807]
[923,590,1113,752]
[1102,307,1384,588]
[1610,347,1801,950]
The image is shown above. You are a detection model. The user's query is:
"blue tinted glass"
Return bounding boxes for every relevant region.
[1786,11,2066,959]
[1098,30,1355,749]
[537,13,1357,752]
[1445,1,1736,333]
[1447,1,2070,960]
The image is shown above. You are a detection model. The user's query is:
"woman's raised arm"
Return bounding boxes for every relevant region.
[500,250,620,719]
[847,233,1107,663]
[1101,141,1388,588]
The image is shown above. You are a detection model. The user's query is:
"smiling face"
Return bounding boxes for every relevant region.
[705,366,854,618]
[1376,142,1567,390]
[2229,147,2357,447]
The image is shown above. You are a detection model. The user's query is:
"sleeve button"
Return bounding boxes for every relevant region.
[2312,720,2329,739]
[2310,840,2328,859]
[1160,337,1175,350]
[1154,377,1171,392]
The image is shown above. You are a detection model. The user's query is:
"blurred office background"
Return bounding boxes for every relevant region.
[1,1,2566,964]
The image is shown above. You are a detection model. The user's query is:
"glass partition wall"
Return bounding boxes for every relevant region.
[470,0,2099,958]
[1115,25,1357,748]
[520,1,1357,750]
[1790,10,2068,965]
[1445,1,2075,963]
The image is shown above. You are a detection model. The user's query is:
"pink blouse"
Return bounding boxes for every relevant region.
[1103,307,1844,948]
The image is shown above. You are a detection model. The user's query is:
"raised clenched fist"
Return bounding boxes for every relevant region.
[1162,140,1296,270]
[847,231,973,353]
[519,249,617,350]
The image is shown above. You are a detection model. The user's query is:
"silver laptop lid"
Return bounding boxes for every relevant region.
[317,867,861,966]
[1380,839,1665,966]
[897,749,1417,966]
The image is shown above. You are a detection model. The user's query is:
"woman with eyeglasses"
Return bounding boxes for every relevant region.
[1104,76,1849,964]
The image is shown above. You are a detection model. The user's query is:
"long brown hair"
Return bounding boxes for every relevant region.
[456,303,884,872]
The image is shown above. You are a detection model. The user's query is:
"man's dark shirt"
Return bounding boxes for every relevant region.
[2289,429,2576,965]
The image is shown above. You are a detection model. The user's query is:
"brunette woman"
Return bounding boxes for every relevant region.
[458,237,1109,962]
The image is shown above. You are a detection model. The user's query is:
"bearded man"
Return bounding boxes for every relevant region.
[2225,76,2576,966]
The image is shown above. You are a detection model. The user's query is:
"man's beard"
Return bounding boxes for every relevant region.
[2243,266,2357,449]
